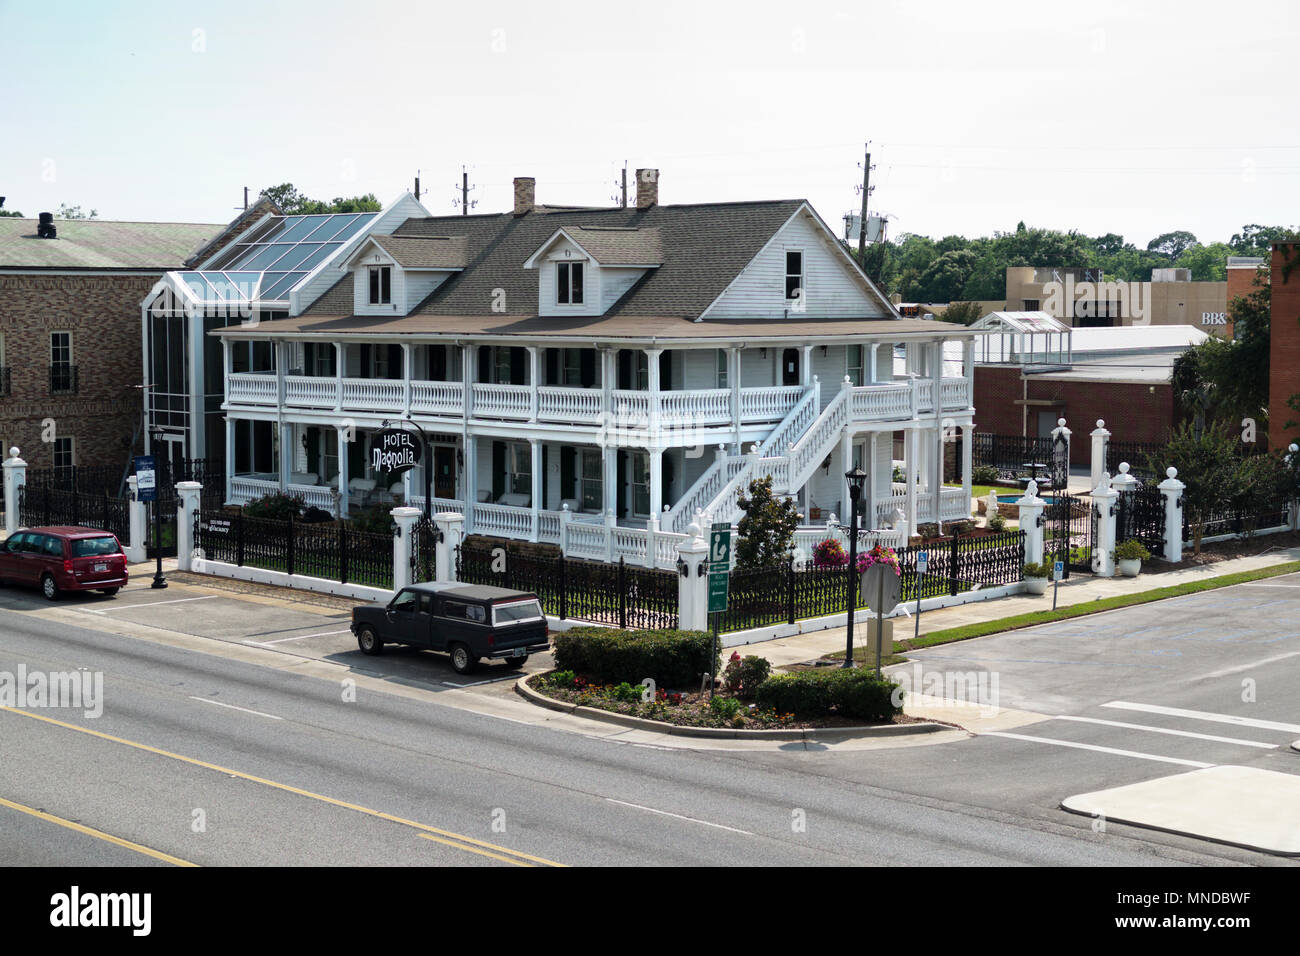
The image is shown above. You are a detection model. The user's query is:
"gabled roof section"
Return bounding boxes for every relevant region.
[523,226,664,268]
[184,197,281,268]
[362,234,469,270]
[972,311,1071,334]
[0,218,222,271]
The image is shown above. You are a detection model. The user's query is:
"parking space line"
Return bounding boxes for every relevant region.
[981,731,1215,768]
[605,798,754,835]
[85,595,220,614]
[1053,715,1278,749]
[188,696,282,720]
[1103,701,1300,734]
[1198,651,1300,680]
[241,629,352,647]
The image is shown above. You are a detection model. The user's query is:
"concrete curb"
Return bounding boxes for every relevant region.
[514,676,944,741]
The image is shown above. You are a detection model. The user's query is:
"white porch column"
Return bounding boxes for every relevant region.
[963,338,975,407]
[868,342,880,385]
[649,447,664,521]
[175,481,202,572]
[801,345,813,387]
[334,342,345,412]
[646,347,662,437]
[866,431,878,529]
[224,417,235,504]
[1090,419,1110,493]
[3,447,25,537]
[528,346,541,421]
[600,348,613,425]
[961,422,975,517]
[336,423,350,518]
[464,344,476,419]
[1159,467,1185,563]
[676,521,709,632]
[433,511,464,583]
[464,434,478,533]
[905,427,918,530]
[529,438,542,542]
[391,506,420,590]
[838,427,853,523]
[729,347,741,451]
[1017,480,1046,567]
[221,338,232,405]
[1092,472,1118,577]
[125,475,147,563]
[933,420,945,532]
[279,421,293,492]
[603,444,617,518]
[401,343,413,415]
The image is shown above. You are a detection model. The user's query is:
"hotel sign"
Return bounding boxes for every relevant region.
[371,429,422,475]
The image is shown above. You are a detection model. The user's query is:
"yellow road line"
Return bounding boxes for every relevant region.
[2,705,566,868]
[0,795,197,867]
[418,833,533,866]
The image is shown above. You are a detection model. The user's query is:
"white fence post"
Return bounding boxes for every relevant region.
[559,503,572,557]
[125,475,147,563]
[391,506,420,590]
[1158,467,1185,563]
[1091,472,1117,577]
[175,481,202,572]
[645,515,659,568]
[676,520,709,632]
[3,447,26,536]
[1051,417,1072,490]
[1090,419,1110,493]
[604,509,616,562]
[433,511,464,583]
[1017,479,1045,567]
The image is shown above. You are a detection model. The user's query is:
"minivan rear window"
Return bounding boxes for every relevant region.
[71,536,119,558]
[493,600,543,625]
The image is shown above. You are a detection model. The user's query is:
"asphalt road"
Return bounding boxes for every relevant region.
[1,574,1296,866]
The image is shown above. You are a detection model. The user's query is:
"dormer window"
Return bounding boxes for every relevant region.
[557,262,584,305]
[369,266,391,305]
[785,251,803,302]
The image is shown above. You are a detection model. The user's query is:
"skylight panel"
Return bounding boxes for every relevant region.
[276,215,333,243]
[259,272,307,301]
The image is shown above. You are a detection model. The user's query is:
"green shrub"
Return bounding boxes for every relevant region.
[548,670,577,688]
[243,492,304,521]
[1114,539,1152,562]
[755,668,902,720]
[916,522,939,540]
[708,696,743,719]
[552,626,720,688]
[721,654,772,698]
[971,464,999,485]
[1022,562,1049,578]
[988,513,1007,532]
[609,682,644,703]
[349,502,396,535]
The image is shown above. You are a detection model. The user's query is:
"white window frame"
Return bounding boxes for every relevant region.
[368,266,392,305]
[716,349,728,389]
[580,449,602,512]
[563,348,583,386]
[847,344,864,386]
[509,443,531,498]
[630,451,650,517]
[51,330,73,366]
[784,250,804,303]
[53,436,75,470]
[556,261,584,305]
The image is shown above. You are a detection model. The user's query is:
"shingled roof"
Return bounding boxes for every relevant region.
[556,225,663,265]
[369,234,470,269]
[0,218,222,270]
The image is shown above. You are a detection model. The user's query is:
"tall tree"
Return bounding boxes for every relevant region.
[1146,230,1198,261]
[258,183,381,215]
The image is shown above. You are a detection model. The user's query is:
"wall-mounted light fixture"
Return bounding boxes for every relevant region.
[760,348,767,359]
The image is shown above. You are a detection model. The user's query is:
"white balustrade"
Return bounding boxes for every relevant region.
[611,390,650,424]
[660,389,731,427]
[472,383,532,419]
[287,483,340,513]
[916,380,935,413]
[874,494,908,528]
[537,510,562,544]
[740,385,802,423]
[538,386,602,424]
[940,378,970,410]
[229,476,279,503]
[564,521,609,561]
[411,381,465,415]
[940,486,970,519]
[850,383,912,422]
[612,526,648,561]
[472,502,533,537]
[758,387,818,456]
[284,376,339,408]
[227,373,277,404]
[341,377,404,411]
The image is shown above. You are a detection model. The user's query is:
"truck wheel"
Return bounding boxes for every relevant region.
[450,643,478,675]
[357,626,384,656]
[502,655,528,668]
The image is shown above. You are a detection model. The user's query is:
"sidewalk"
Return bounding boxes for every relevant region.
[735,544,1300,670]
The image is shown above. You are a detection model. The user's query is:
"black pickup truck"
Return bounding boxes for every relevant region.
[351,582,550,674]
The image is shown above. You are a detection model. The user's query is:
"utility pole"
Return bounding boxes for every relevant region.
[452,166,477,215]
[414,170,421,201]
[856,143,873,262]
[611,161,628,208]
[235,186,249,212]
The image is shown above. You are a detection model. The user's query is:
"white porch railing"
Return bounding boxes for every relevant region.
[916,380,934,413]
[411,381,465,415]
[472,501,534,537]
[740,385,804,423]
[941,377,971,410]
[285,375,337,408]
[660,389,731,427]
[230,476,279,502]
[473,383,532,419]
[850,383,912,421]
[611,390,650,422]
[342,377,404,411]
[286,482,341,512]
[228,373,277,404]
[940,486,971,519]
[538,386,603,424]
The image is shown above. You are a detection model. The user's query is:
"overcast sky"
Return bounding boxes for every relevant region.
[3,0,1296,247]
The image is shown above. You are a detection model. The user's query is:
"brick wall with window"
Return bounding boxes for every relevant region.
[0,274,150,470]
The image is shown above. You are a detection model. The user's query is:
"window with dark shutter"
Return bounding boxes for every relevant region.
[785,251,803,301]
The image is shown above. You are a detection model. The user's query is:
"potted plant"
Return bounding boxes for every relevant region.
[1114,539,1151,577]
[1023,562,1050,595]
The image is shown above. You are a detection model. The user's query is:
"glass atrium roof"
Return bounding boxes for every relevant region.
[178,212,377,304]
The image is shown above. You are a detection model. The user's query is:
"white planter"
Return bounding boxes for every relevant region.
[1118,558,1141,577]
[1025,577,1049,595]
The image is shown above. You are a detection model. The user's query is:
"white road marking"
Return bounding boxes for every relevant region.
[188,696,282,720]
[441,675,518,688]
[241,629,352,647]
[85,595,220,614]
[1197,651,1300,680]
[1103,701,1300,734]
[1053,715,1278,749]
[1236,583,1300,588]
[605,798,754,835]
[981,731,1215,768]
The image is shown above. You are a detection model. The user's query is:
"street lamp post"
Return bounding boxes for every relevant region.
[843,466,868,668]
[382,417,433,582]
[148,424,167,590]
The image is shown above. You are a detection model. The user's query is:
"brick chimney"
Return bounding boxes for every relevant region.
[635,168,659,208]
[513,177,536,216]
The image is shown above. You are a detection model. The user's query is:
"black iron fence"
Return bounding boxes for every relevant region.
[25,458,225,503]
[1105,441,1164,482]
[1045,494,1096,576]
[193,508,394,589]
[17,485,130,541]
[719,530,1025,633]
[1186,498,1291,543]
[1116,485,1165,555]
[455,541,678,630]
[972,433,1055,483]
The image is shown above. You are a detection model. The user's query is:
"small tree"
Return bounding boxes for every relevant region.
[1159,422,1239,554]
[734,475,800,570]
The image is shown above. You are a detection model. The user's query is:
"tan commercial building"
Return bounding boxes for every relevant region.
[978,266,1231,338]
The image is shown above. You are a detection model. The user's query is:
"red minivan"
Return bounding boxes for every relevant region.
[0,526,129,600]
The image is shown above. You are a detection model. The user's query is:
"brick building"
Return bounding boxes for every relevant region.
[969,312,1204,465]
[1267,242,1300,450]
[0,216,220,474]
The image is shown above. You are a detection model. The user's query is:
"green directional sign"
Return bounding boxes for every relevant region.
[707,522,731,615]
